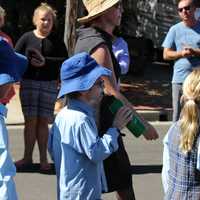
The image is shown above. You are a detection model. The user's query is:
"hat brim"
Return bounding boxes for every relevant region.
[0,39,28,85]
[77,0,120,24]
[57,64,111,98]
[0,74,15,85]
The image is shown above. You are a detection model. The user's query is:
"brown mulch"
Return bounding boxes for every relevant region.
[120,62,173,110]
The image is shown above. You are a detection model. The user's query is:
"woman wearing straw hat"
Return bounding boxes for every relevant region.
[75,0,159,199]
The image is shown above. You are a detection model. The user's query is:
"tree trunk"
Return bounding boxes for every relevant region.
[64,0,85,56]
[64,0,77,56]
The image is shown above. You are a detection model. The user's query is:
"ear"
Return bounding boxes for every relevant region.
[80,90,90,97]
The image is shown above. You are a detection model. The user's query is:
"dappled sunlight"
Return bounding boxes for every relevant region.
[120,63,172,109]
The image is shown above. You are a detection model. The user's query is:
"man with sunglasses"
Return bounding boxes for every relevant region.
[162,0,200,122]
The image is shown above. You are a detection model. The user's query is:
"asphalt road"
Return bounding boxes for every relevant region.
[8,122,172,200]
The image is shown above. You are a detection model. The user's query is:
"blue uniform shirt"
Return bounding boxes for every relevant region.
[0,103,18,200]
[48,99,119,200]
[162,21,200,83]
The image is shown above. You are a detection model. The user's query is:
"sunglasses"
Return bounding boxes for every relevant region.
[178,5,192,12]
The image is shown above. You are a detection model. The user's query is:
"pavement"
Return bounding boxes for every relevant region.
[9,122,172,200]
[6,61,173,125]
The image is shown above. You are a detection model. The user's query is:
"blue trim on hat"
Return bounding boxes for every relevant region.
[0,74,15,85]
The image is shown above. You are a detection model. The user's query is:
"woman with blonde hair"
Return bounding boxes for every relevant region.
[15,2,68,173]
[162,68,200,199]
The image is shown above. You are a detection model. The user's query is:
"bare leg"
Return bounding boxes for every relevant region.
[116,187,136,200]
[37,117,49,167]
[23,117,37,162]
[15,118,37,168]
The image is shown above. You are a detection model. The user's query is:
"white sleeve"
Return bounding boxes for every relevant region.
[196,139,200,171]
[162,133,170,194]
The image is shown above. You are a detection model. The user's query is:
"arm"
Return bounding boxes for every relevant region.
[76,119,120,163]
[0,117,17,195]
[15,34,26,54]
[76,106,133,163]
[162,25,198,60]
[163,47,195,61]
[91,45,158,140]
[31,39,68,68]
[45,41,68,66]
[187,48,200,57]
[91,44,131,104]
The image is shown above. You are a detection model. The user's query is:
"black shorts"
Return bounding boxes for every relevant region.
[99,96,132,192]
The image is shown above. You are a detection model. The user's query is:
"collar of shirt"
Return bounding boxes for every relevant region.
[67,98,95,119]
[0,103,7,118]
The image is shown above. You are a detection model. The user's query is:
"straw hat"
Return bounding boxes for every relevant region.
[78,0,120,23]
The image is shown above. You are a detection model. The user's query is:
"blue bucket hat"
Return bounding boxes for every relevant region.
[0,37,28,85]
[58,52,112,98]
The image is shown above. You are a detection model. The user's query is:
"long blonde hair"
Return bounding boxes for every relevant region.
[180,68,200,154]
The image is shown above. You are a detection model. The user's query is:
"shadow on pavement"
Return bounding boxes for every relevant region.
[16,163,162,175]
[131,164,162,174]
[121,62,172,109]
[16,163,55,175]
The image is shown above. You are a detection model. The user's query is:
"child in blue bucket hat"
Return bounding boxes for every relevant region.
[48,52,133,200]
[0,37,28,199]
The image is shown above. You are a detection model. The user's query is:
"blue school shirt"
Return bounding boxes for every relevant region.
[48,99,119,200]
[162,21,200,83]
[0,103,18,200]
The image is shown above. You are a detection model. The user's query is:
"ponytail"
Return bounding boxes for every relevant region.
[179,68,200,154]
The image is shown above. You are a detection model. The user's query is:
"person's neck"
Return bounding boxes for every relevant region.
[183,18,198,27]
[77,92,99,109]
[33,29,49,38]
[92,20,114,35]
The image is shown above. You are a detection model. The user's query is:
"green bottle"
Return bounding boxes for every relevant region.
[109,97,146,137]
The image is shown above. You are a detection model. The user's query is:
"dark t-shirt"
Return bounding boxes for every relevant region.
[15,31,68,81]
[75,26,120,80]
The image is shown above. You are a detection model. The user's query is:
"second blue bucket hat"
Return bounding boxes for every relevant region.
[58,52,112,98]
[0,37,28,85]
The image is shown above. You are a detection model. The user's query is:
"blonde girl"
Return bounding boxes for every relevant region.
[162,68,200,200]
[15,2,68,173]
